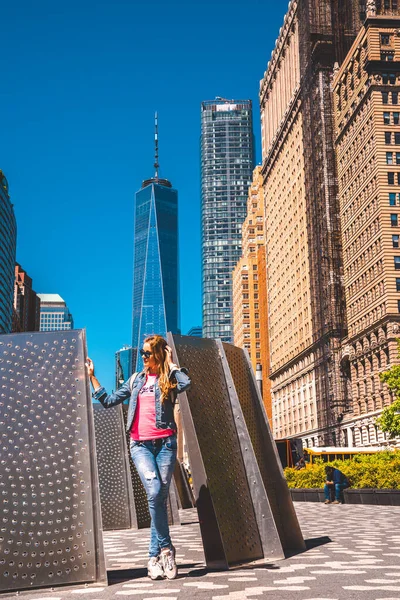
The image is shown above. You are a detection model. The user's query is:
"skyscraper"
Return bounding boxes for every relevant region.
[115,345,134,389]
[132,115,180,369]
[13,263,40,332]
[0,170,17,334]
[232,166,271,421]
[333,2,400,447]
[201,98,255,342]
[259,0,364,445]
[38,294,74,331]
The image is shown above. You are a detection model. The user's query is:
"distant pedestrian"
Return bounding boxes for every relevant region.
[324,465,350,504]
[86,335,191,580]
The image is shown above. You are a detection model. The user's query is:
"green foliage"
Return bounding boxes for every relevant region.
[377,341,400,437]
[376,399,400,438]
[285,451,400,489]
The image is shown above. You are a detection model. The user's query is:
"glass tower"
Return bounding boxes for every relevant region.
[201,98,255,342]
[132,117,180,370]
[0,171,17,334]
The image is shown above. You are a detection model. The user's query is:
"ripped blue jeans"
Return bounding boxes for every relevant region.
[130,435,177,557]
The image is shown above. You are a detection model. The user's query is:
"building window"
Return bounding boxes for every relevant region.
[387,152,394,164]
[382,91,389,104]
[393,234,400,247]
[396,153,400,165]
[383,73,397,85]
[381,52,395,61]
[393,92,399,105]
[397,172,400,185]
[394,256,400,269]
[389,192,396,205]
[391,214,398,227]
[394,112,400,124]
[381,33,391,45]
[384,111,391,124]
[396,278,400,291]
[388,172,395,184]
[398,299,400,313]
[385,131,392,144]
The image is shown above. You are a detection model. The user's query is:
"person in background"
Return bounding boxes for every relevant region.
[324,465,350,504]
[86,335,190,580]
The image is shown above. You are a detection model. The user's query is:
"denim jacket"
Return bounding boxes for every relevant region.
[92,366,191,433]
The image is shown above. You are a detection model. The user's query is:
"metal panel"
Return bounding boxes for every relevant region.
[0,330,106,593]
[222,342,305,552]
[93,404,135,531]
[168,334,264,569]
[174,461,195,509]
[216,341,284,560]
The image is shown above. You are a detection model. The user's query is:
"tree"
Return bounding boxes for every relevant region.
[377,352,400,438]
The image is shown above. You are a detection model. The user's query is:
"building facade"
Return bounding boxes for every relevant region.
[333,4,400,447]
[0,171,17,334]
[187,325,202,337]
[13,263,40,332]
[38,294,74,331]
[232,166,272,420]
[201,98,255,342]
[259,0,365,445]
[115,345,134,389]
[132,174,179,370]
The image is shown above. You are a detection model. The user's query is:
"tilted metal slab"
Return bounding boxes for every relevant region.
[222,342,305,553]
[0,330,106,593]
[168,334,265,569]
[93,404,136,531]
[216,341,284,560]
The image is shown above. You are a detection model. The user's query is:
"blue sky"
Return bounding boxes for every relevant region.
[1,0,288,392]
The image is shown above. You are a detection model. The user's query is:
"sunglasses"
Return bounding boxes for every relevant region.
[139,349,152,359]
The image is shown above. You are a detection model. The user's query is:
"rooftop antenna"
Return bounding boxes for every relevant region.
[154,111,159,180]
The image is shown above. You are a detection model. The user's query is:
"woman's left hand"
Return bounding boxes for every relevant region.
[165,345,175,369]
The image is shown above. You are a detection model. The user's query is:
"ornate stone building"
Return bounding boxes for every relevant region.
[232,167,272,421]
[333,3,400,447]
[259,0,365,445]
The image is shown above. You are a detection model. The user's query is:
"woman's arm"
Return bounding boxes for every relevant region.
[165,347,191,393]
[86,357,132,408]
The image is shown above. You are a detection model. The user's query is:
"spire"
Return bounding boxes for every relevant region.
[141,112,172,189]
[154,111,159,180]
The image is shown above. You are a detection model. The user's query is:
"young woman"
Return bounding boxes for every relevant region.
[86,335,190,580]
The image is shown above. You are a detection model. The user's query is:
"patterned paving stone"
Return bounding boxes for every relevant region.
[4,504,400,600]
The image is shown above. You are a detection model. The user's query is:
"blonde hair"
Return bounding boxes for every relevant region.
[143,335,177,402]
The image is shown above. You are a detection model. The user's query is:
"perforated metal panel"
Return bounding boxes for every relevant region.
[222,343,305,552]
[93,404,135,530]
[168,334,263,568]
[0,330,106,592]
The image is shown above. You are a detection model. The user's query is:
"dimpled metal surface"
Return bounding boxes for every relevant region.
[0,331,106,592]
[93,404,134,530]
[222,342,305,552]
[170,335,263,566]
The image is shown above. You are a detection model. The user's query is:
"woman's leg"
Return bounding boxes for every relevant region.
[154,436,177,550]
[130,441,165,557]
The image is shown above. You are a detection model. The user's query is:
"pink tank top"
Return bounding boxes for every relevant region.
[130,374,175,441]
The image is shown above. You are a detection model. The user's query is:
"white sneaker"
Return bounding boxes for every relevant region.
[147,556,164,580]
[160,545,177,580]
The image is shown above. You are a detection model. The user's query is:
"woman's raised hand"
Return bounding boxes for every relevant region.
[86,357,95,377]
[165,345,174,368]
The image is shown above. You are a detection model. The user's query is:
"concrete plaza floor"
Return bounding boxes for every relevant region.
[5,503,400,600]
